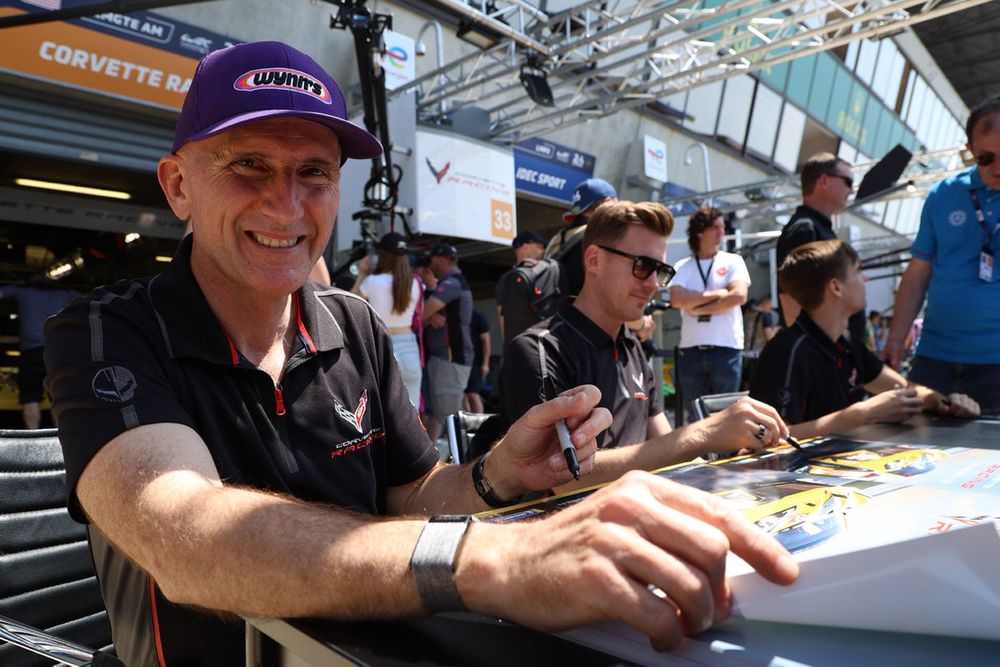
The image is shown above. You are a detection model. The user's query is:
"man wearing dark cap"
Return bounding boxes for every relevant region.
[43,41,796,666]
[422,243,474,440]
[547,177,617,297]
[496,228,548,344]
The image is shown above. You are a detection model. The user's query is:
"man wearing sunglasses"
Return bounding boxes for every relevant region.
[775,153,864,346]
[500,200,791,491]
[884,96,1000,414]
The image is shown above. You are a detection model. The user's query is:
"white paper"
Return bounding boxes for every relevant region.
[729,522,1000,640]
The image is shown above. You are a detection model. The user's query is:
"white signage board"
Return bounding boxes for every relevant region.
[415,127,516,244]
[643,134,668,183]
[380,29,416,90]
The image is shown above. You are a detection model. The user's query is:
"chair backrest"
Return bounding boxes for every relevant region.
[0,429,113,666]
[693,391,749,422]
[445,412,502,463]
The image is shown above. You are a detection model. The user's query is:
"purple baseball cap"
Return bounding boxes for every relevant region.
[171,41,382,160]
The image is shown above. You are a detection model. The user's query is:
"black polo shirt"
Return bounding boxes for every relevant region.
[749,312,883,424]
[499,303,662,449]
[775,205,867,342]
[43,235,438,667]
[776,205,835,268]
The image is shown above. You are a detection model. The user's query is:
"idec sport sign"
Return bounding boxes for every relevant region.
[0,1,239,110]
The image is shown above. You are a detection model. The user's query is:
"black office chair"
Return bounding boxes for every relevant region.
[0,428,119,666]
[445,412,505,464]
[693,391,750,422]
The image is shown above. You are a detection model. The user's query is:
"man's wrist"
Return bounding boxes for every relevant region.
[410,515,473,613]
[474,451,521,507]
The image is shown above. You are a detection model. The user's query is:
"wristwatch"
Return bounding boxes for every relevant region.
[410,515,472,613]
[472,452,519,508]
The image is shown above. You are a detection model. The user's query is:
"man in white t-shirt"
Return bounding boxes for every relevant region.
[669,207,750,423]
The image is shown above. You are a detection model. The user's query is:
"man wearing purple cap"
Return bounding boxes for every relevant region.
[44,41,796,666]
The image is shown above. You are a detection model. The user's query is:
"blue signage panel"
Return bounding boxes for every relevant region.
[514,138,595,204]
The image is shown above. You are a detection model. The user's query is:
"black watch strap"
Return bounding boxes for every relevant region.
[410,515,472,613]
[473,453,519,508]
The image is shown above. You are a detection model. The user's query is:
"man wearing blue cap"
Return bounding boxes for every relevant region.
[547,177,617,297]
[44,41,796,665]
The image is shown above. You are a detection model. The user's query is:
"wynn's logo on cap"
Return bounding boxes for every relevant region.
[233,67,332,104]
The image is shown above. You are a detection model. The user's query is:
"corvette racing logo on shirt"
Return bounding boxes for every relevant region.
[335,389,369,433]
[91,366,137,404]
[233,68,333,104]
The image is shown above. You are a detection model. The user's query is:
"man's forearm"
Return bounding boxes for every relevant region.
[552,431,699,493]
[119,479,430,621]
[787,408,863,440]
[691,292,744,315]
[886,260,931,348]
[391,461,496,515]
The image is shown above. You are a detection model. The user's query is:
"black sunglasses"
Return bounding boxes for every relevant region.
[826,173,854,189]
[597,245,675,286]
[974,152,997,167]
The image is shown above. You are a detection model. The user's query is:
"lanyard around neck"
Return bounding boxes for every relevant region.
[694,255,715,290]
[969,189,1000,247]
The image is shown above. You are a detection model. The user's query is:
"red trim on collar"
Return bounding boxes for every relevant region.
[226,338,239,366]
[295,291,317,354]
[148,577,167,667]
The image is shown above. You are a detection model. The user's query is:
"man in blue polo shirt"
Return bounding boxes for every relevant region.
[885,96,1000,413]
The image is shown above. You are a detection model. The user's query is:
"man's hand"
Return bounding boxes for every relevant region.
[486,385,611,497]
[855,387,923,424]
[881,339,905,371]
[480,363,490,379]
[928,392,981,419]
[683,397,790,455]
[428,313,446,329]
[457,471,798,651]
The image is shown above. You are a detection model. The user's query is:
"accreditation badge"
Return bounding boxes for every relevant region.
[980,247,996,283]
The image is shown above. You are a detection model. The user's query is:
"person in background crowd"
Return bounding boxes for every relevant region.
[776,153,867,347]
[43,42,798,665]
[669,207,750,424]
[751,240,979,439]
[0,278,81,428]
[496,229,548,344]
[422,243,474,441]
[742,296,779,390]
[464,309,491,413]
[884,96,1000,414]
[745,297,779,353]
[353,232,423,408]
[546,178,617,297]
[412,255,436,420]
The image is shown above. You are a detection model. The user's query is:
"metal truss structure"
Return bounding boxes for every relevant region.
[402,0,990,143]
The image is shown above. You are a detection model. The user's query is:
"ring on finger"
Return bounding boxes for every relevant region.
[753,423,766,440]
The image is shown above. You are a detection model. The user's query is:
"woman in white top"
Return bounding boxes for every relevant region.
[353,233,423,408]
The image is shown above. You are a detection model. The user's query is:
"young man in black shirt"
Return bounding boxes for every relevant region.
[501,201,796,491]
[751,240,979,439]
